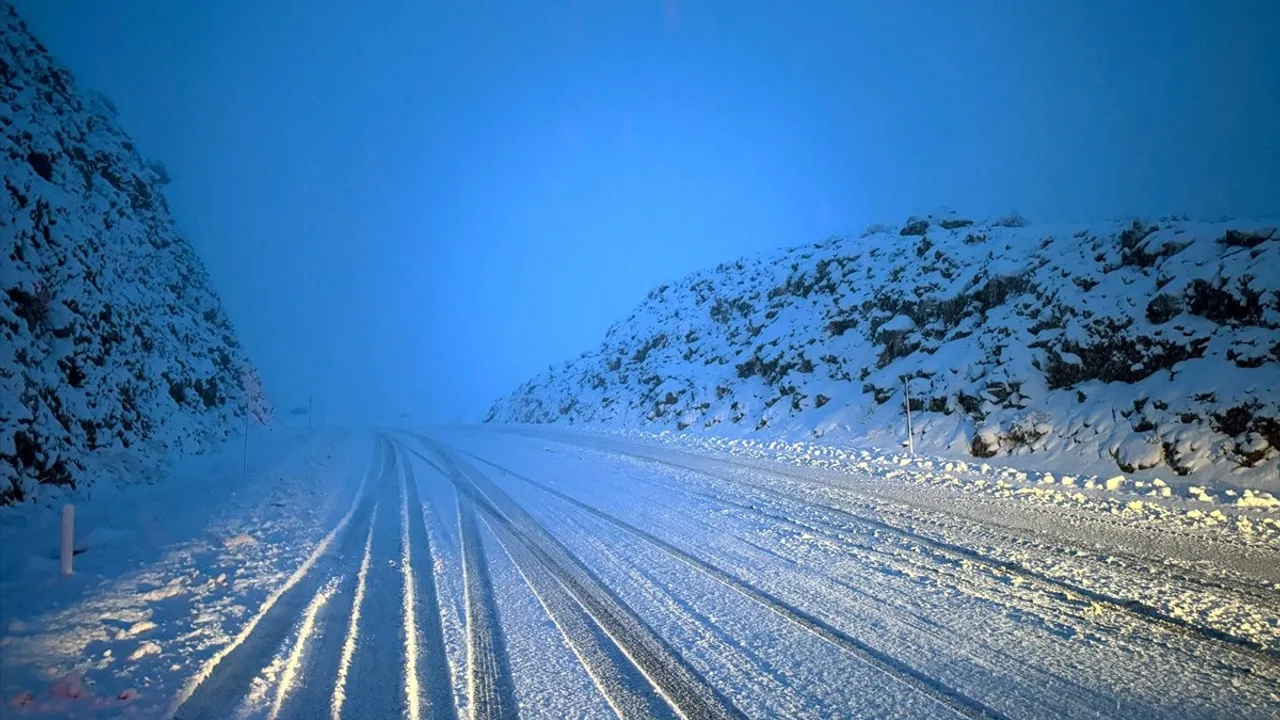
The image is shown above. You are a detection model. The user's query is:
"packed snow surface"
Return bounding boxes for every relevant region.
[2,426,1277,718]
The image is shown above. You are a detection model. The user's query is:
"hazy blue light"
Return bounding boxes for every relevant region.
[16,0,1279,424]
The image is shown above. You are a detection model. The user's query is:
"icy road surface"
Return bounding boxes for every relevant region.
[2,427,1279,718]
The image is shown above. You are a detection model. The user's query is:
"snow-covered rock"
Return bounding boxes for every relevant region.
[1,7,256,503]
[1115,435,1163,472]
[487,208,1280,486]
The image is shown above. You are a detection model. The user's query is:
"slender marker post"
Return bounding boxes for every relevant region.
[60,504,74,576]
[243,412,249,475]
[903,377,914,456]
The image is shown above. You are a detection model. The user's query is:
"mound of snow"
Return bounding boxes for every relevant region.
[1116,436,1163,472]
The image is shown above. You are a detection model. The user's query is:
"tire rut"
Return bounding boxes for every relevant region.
[585,440,1280,665]
[172,435,389,720]
[460,451,1131,718]
[329,439,410,720]
[456,489,519,719]
[477,506,681,719]
[462,451,1010,720]
[414,436,746,720]
[399,445,461,720]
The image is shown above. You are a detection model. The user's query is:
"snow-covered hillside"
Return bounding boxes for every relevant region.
[487,210,1280,488]
[1,7,255,503]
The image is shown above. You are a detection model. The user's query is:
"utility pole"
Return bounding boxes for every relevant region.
[903,376,914,456]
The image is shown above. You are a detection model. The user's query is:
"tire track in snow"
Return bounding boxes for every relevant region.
[503,426,1280,592]
[322,439,409,720]
[399,447,462,720]
[513,495,832,719]
[666,440,1280,597]
[471,449,1144,719]
[171,435,386,720]
[267,442,397,720]
[399,451,425,720]
[269,578,339,720]
[502,427,1277,555]
[330,505,376,720]
[922,493,1280,598]
[463,452,1009,720]
[326,443,459,720]
[456,491,519,720]
[588,440,1280,665]
[415,437,746,720]
[689,445,1280,603]
[478,504,680,719]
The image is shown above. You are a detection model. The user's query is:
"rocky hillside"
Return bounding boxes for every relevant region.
[1,7,254,504]
[487,210,1280,485]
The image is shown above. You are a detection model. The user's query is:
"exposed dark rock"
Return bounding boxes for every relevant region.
[900,218,930,236]
[1146,293,1181,324]
[1219,228,1274,249]
[26,149,52,181]
[1186,278,1267,326]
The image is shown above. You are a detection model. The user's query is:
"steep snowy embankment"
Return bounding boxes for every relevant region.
[488,211,1280,489]
[1,7,254,503]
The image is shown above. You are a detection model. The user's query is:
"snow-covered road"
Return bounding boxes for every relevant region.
[4,427,1279,718]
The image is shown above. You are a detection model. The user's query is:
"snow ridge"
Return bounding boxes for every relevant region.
[487,209,1280,487]
[1,7,255,503]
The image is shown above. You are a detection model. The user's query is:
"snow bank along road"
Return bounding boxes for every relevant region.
[11,427,1280,718]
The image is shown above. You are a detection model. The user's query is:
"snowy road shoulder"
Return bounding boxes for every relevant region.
[510,424,1280,569]
[0,430,374,717]
[492,426,1280,654]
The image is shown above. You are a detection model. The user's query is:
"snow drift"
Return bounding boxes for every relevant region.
[1,7,256,503]
[487,210,1280,487]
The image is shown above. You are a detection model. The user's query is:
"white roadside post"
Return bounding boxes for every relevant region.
[243,412,250,475]
[903,376,914,456]
[60,504,74,576]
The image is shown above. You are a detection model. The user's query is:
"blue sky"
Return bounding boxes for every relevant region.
[15,0,1280,424]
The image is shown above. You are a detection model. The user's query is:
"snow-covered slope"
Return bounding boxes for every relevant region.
[488,210,1280,488]
[1,7,255,503]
